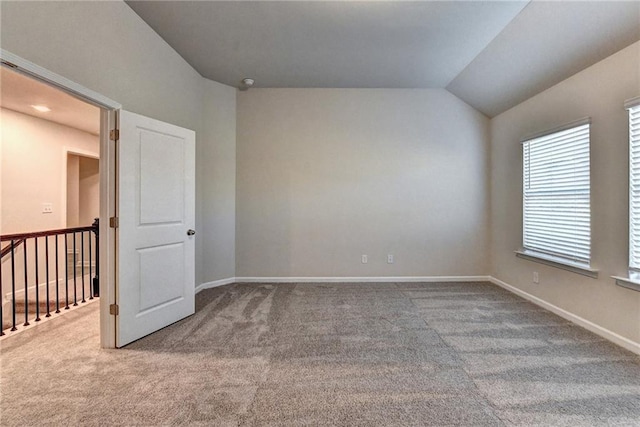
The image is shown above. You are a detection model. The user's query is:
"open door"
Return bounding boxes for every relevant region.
[116,110,195,347]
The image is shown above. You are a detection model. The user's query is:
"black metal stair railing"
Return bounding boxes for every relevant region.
[0,218,99,335]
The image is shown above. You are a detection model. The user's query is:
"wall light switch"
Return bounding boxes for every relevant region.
[533,271,539,284]
[387,254,394,264]
[361,255,368,264]
[42,203,53,214]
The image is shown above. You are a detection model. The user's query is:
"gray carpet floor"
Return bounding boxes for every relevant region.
[1,281,639,426]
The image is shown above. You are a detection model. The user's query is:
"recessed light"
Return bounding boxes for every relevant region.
[31,105,51,112]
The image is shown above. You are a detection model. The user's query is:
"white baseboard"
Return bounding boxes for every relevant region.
[4,274,93,301]
[234,275,492,283]
[195,276,490,293]
[490,276,640,356]
[195,277,236,294]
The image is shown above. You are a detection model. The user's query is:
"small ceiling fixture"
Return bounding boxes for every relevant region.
[239,78,255,91]
[31,105,51,112]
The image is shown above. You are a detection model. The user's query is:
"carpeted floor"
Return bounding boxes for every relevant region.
[1,281,639,426]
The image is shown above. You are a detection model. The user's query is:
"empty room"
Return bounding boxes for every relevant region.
[1,1,639,426]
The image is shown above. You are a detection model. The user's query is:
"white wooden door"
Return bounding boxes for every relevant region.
[116,110,195,347]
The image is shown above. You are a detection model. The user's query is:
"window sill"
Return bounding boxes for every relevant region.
[515,250,598,278]
[612,276,640,292]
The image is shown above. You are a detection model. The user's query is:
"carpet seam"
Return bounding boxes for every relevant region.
[404,285,509,427]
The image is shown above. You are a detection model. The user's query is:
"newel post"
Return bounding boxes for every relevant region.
[92,218,100,297]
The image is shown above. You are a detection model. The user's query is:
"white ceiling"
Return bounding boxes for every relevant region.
[447,1,640,117]
[0,66,100,135]
[126,0,640,117]
[126,1,528,88]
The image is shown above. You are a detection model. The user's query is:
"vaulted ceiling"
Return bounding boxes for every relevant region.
[127,1,640,117]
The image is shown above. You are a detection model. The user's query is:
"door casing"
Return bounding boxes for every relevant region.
[1,49,121,348]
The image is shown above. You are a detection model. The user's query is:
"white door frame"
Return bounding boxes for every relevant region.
[1,49,121,348]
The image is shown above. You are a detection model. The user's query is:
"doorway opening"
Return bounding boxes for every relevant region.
[0,65,102,339]
[67,153,100,229]
[1,50,195,349]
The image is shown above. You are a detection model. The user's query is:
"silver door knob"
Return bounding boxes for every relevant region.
[187,229,196,236]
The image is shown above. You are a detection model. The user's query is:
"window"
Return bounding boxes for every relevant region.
[521,120,591,270]
[616,99,640,290]
[628,100,640,275]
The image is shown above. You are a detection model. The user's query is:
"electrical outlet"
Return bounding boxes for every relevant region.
[361,254,368,264]
[387,254,394,264]
[533,271,539,284]
[42,203,53,214]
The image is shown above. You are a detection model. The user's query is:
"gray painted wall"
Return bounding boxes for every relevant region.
[200,79,237,282]
[0,0,237,286]
[490,41,640,344]
[0,1,202,132]
[236,89,490,277]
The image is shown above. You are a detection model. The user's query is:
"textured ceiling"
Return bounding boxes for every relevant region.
[127,1,640,117]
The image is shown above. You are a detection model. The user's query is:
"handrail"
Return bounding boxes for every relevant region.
[1,224,97,242]
[1,219,100,335]
[1,239,25,259]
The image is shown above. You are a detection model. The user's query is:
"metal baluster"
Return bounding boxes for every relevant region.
[23,239,30,326]
[35,237,40,321]
[64,234,69,310]
[73,232,78,306]
[92,218,99,298]
[81,231,86,303]
[45,236,51,317]
[10,240,17,331]
[55,235,60,314]
[88,231,93,300]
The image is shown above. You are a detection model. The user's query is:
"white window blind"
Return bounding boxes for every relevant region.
[522,122,591,267]
[628,103,640,270]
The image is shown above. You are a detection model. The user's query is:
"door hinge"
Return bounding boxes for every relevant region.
[109,217,119,228]
[109,129,119,141]
[109,304,119,316]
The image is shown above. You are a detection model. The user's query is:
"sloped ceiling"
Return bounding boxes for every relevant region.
[127,1,640,117]
[447,1,640,117]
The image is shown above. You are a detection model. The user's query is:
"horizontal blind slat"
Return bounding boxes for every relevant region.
[523,122,591,266]
[630,105,640,268]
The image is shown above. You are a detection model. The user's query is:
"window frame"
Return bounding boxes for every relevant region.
[614,98,640,291]
[517,118,597,277]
